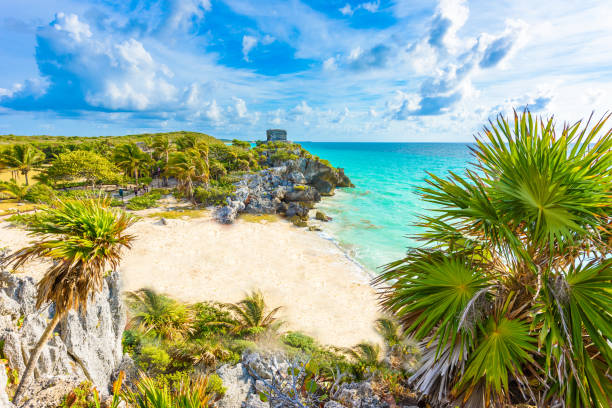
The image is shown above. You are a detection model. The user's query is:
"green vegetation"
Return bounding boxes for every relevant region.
[126,191,163,210]
[43,150,120,188]
[0,144,45,185]
[376,111,612,407]
[120,287,419,405]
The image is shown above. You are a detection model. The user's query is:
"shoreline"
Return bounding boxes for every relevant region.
[0,210,381,348]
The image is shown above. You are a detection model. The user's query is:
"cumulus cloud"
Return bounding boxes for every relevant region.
[242,35,258,61]
[479,20,528,69]
[2,13,177,112]
[164,0,211,32]
[388,0,529,119]
[233,97,248,118]
[488,89,554,117]
[323,57,337,71]
[205,100,223,122]
[339,1,380,16]
[428,0,470,52]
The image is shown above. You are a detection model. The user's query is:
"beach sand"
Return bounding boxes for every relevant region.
[0,213,381,347]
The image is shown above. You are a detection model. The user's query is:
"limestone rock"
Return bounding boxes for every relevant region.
[0,271,126,400]
[285,187,321,203]
[286,202,309,218]
[333,381,388,408]
[16,376,80,408]
[216,362,264,408]
[0,362,14,408]
[315,211,331,222]
[324,401,346,408]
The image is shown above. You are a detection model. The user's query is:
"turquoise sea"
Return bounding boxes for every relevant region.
[300,143,474,274]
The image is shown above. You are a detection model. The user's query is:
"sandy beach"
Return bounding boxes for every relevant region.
[0,212,381,347]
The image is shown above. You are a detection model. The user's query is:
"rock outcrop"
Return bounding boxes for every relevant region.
[0,271,130,407]
[214,157,352,224]
[216,352,396,408]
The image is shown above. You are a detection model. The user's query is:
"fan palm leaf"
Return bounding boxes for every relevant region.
[376,110,612,407]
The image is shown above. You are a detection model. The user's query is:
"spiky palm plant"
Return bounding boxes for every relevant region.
[344,342,385,380]
[0,180,30,201]
[113,143,150,185]
[7,197,136,403]
[169,338,231,371]
[375,111,612,407]
[127,288,194,342]
[0,144,45,185]
[219,291,283,337]
[120,374,215,408]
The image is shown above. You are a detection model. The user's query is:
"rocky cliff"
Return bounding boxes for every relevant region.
[0,270,130,407]
[215,156,353,224]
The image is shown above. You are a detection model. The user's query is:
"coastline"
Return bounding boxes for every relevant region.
[0,211,381,348]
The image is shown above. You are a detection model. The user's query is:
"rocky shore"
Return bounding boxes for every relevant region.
[215,147,353,224]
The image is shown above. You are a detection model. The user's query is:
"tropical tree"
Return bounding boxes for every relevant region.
[0,180,30,201]
[127,288,194,342]
[44,150,121,188]
[113,143,150,185]
[344,342,385,380]
[166,150,209,200]
[0,144,45,185]
[169,339,231,371]
[152,135,175,186]
[218,291,283,337]
[375,111,612,407]
[7,198,136,404]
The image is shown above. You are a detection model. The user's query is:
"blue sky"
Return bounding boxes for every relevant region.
[0,0,611,141]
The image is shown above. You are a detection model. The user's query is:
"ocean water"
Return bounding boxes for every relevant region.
[299,143,474,274]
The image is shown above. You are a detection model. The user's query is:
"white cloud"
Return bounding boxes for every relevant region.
[361,1,380,13]
[323,57,337,71]
[242,35,258,61]
[233,97,248,118]
[339,4,353,16]
[52,12,91,42]
[261,34,275,45]
[205,100,223,122]
[339,1,380,16]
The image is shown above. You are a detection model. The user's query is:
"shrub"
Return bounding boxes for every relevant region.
[193,185,235,206]
[205,374,226,398]
[138,344,171,373]
[126,191,161,210]
[231,139,251,150]
[23,184,55,204]
[236,158,250,171]
[209,161,227,181]
[192,302,234,338]
[282,332,318,353]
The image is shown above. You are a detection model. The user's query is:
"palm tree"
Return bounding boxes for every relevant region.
[152,135,175,186]
[0,180,30,201]
[113,143,149,185]
[219,291,283,337]
[7,197,136,403]
[375,111,612,407]
[169,339,231,371]
[166,150,208,200]
[0,144,45,185]
[126,288,194,341]
[344,342,385,380]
